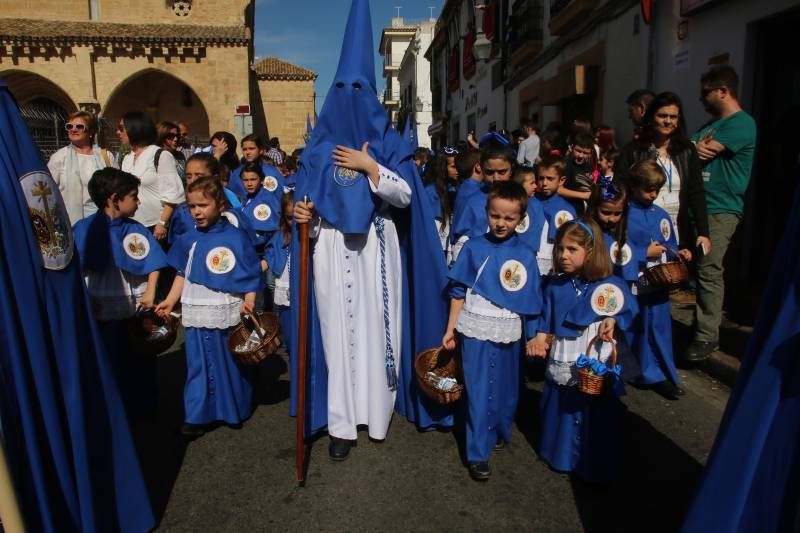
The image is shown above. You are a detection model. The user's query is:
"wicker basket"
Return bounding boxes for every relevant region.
[128,308,179,357]
[414,347,464,404]
[228,312,282,365]
[577,336,618,396]
[645,247,689,288]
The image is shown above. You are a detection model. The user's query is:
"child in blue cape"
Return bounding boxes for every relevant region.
[423,154,457,259]
[228,133,286,202]
[625,160,692,400]
[586,176,644,382]
[73,167,167,416]
[449,144,515,263]
[534,154,576,276]
[156,177,263,438]
[443,181,543,481]
[169,153,242,245]
[265,191,294,354]
[511,165,546,254]
[528,218,637,483]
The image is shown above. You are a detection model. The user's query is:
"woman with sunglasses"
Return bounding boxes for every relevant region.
[47,111,115,224]
[156,120,186,185]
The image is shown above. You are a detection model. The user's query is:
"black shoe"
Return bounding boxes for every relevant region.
[328,437,352,461]
[468,461,491,481]
[684,340,718,363]
[180,423,205,439]
[651,380,685,400]
[494,439,506,451]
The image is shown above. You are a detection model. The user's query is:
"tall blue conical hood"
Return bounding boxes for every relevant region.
[333,0,376,90]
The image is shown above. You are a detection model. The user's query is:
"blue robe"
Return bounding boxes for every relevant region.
[537,274,637,483]
[168,219,264,425]
[681,181,800,533]
[449,234,542,462]
[73,213,168,415]
[626,199,680,385]
[289,0,453,436]
[0,80,153,532]
[265,230,293,382]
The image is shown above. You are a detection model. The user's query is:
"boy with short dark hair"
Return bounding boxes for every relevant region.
[535,154,576,275]
[561,131,596,214]
[450,144,515,261]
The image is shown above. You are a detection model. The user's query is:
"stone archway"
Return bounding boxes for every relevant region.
[103,69,210,150]
[0,70,78,159]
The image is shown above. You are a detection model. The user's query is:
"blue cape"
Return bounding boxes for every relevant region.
[536,192,576,241]
[449,234,542,315]
[289,0,453,432]
[74,212,167,276]
[228,161,285,201]
[627,200,679,270]
[242,186,280,235]
[169,202,195,245]
[0,81,153,532]
[265,229,290,275]
[515,196,546,253]
[602,230,643,283]
[537,275,638,338]
[450,183,489,241]
[681,182,800,532]
[168,218,263,294]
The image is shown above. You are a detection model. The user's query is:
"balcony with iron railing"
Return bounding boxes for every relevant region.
[508,0,544,67]
[549,0,597,35]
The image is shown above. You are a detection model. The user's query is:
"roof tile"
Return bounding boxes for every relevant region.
[253,56,316,81]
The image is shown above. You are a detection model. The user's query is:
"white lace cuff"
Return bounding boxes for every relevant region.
[456,308,522,343]
[182,301,242,329]
[545,359,579,387]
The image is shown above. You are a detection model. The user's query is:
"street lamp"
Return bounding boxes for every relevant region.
[472,0,493,61]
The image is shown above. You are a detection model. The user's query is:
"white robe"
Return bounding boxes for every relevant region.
[310,165,411,440]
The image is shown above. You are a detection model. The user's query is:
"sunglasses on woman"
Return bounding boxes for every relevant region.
[65,123,87,131]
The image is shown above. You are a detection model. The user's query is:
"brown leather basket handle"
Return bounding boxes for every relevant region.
[243,312,264,340]
[664,245,687,263]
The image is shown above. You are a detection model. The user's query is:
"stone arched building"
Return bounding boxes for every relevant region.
[0,0,316,157]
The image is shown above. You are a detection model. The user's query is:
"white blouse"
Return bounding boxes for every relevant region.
[122,145,185,227]
[274,254,291,307]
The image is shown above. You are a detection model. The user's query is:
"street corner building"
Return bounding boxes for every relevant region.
[0,0,317,159]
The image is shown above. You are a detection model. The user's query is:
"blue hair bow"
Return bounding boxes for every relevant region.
[597,175,621,201]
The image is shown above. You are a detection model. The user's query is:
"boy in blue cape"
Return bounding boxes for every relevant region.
[289,0,452,461]
[0,80,153,532]
[534,154,576,275]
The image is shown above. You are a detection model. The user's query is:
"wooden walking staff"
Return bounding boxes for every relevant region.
[296,195,310,482]
[0,436,26,533]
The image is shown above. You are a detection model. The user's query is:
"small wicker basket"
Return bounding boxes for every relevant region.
[414,346,464,404]
[228,312,282,365]
[645,246,689,288]
[577,336,618,396]
[128,308,179,357]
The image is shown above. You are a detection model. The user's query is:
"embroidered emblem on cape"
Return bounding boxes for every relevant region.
[205,246,236,274]
[253,203,271,221]
[20,171,73,270]
[333,166,363,187]
[660,218,671,241]
[609,242,633,266]
[516,213,530,234]
[221,211,240,227]
[122,233,150,260]
[554,209,573,228]
[591,283,624,316]
[263,175,279,192]
[499,259,527,292]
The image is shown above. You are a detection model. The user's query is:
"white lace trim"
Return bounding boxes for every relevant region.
[545,359,580,386]
[274,254,290,306]
[456,308,521,343]
[463,289,519,319]
[182,301,242,329]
